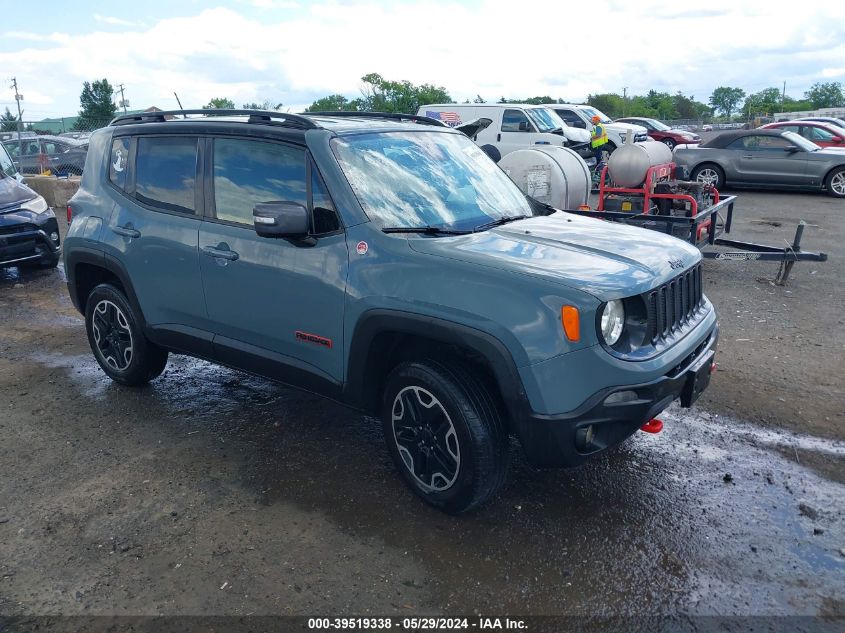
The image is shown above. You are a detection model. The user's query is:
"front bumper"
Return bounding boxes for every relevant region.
[515,323,718,467]
[0,216,61,267]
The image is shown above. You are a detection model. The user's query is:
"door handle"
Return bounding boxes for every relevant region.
[112,225,141,238]
[741,154,754,159]
[202,245,239,261]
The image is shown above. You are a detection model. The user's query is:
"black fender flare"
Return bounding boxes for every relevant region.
[65,248,147,330]
[344,309,533,422]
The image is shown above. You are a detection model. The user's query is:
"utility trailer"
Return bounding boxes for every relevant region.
[567,161,827,285]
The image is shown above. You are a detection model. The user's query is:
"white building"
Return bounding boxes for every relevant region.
[773,107,845,121]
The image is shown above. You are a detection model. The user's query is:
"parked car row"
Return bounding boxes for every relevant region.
[2,135,88,176]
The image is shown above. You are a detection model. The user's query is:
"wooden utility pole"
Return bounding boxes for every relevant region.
[10,77,23,144]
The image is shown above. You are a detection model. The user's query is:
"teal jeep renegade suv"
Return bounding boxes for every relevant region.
[64,110,718,513]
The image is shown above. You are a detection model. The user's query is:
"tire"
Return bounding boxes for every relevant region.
[480,144,501,163]
[84,284,168,386]
[662,138,676,150]
[825,167,845,198]
[381,360,508,514]
[604,141,617,155]
[691,163,725,189]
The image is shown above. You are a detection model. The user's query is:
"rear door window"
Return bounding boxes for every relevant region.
[134,136,198,214]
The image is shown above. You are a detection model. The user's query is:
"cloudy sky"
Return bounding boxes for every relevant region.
[1,0,844,121]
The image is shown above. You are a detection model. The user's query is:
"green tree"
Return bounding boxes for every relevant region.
[743,87,783,117]
[587,93,625,118]
[304,94,356,112]
[203,97,235,109]
[356,72,451,113]
[1,107,18,132]
[804,82,844,109]
[242,99,283,110]
[671,92,712,120]
[522,96,555,105]
[473,94,486,103]
[74,79,117,131]
[779,96,814,113]
[709,87,746,119]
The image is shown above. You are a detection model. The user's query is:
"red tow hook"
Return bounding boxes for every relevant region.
[640,418,664,434]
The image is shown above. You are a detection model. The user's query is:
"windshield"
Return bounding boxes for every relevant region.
[579,106,612,124]
[526,108,564,133]
[782,131,821,152]
[331,131,534,231]
[649,119,671,131]
[0,143,18,178]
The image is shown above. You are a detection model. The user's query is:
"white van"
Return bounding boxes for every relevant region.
[418,104,594,164]
[544,104,649,152]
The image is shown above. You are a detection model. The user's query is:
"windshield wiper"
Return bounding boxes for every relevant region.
[473,215,528,232]
[381,226,471,235]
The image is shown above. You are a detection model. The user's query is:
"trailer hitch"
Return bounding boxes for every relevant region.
[703,220,828,285]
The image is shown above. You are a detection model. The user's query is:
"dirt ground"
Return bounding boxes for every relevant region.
[0,191,843,623]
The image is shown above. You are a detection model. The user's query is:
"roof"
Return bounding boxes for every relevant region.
[108,109,458,137]
[422,103,552,110]
[700,128,788,148]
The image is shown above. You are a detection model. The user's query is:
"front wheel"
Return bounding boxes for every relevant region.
[382,361,508,514]
[662,138,676,150]
[825,167,845,198]
[691,164,725,189]
[85,284,168,386]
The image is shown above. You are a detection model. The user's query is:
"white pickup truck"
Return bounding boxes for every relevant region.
[544,104,649,153]
[418,103,594,164]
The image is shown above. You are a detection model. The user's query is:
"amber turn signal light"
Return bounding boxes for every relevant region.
[561,306,580,342]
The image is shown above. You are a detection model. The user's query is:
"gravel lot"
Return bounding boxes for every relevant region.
[0,189,843,622]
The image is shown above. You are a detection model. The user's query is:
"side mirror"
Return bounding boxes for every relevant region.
[518,121,530,132]
[784,146,801,153]
[253,201,309,238]
[573,120,587,129]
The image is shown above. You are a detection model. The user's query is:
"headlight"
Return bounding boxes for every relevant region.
[600,300,625,345]
[681,133,694,140]
[20,195,49,215]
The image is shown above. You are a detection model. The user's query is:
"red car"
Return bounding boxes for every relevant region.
[615,117,701,149]
[760,121,845,148]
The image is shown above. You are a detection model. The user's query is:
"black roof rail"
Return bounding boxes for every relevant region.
[305,111,446,127]
[109,109,319,130]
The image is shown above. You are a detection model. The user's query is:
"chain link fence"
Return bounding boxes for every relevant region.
[0,120,109,177]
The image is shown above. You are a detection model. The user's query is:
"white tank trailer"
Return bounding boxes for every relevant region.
[606,141,673,188]
[498,146,591,210]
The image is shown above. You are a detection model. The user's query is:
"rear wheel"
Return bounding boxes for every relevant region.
[691,163,725,189]
[825,167,845,198]
[382,360,508,514]
[84,284,168,386]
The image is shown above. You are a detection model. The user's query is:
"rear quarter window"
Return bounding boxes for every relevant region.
[109,137,130,190]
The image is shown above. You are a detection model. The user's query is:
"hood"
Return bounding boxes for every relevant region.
[819,147,845,155]
[606,122,647,135]
[408,212,701,301]
[0,174,38,213]
[561,126,591,143]
[454,117,493,139]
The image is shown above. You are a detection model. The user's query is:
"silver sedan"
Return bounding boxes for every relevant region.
[673,129,845,198]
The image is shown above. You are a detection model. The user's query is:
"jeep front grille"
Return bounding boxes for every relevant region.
[645,265,704,343]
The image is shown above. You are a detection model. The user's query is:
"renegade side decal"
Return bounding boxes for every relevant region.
[295,331,333,348]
